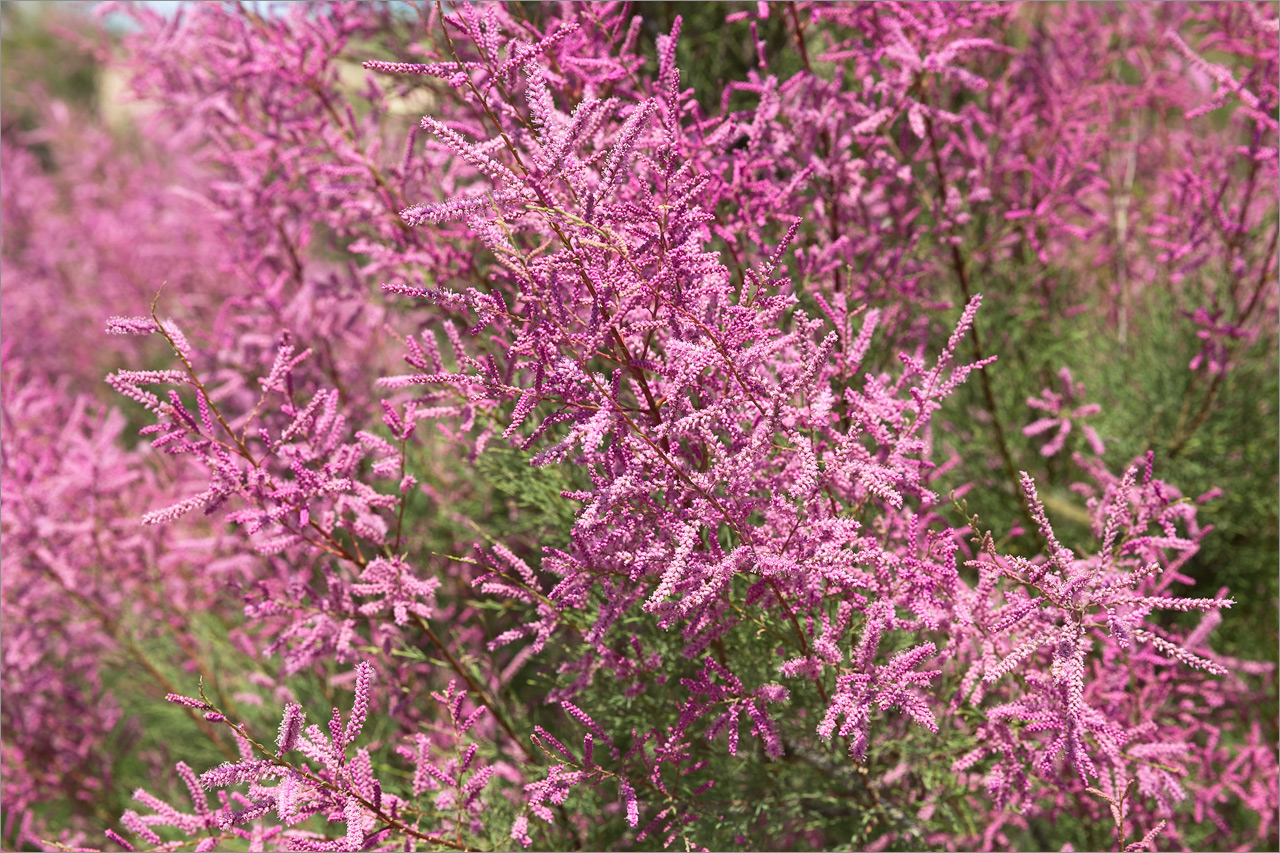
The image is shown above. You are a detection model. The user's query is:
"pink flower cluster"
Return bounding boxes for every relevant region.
[1,2,1275,852]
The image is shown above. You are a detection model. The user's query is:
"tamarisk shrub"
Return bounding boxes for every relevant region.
[1,2,1275,852]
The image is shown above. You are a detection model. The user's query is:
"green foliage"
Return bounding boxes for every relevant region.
[474,445,585,546]
[931,255,1278,666]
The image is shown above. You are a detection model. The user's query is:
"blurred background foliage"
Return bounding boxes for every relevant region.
[1,3,101,123]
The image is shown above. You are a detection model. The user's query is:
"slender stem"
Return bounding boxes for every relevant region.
[1167,225,1277,459]
[150,288,254,460]
[921,110,1041,546]
[412,613,539,765]
[788,4,811,72]
[393,431,410,552]
[768,579,828,704]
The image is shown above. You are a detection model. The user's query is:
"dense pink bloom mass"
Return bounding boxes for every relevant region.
[1,2,1276,852]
